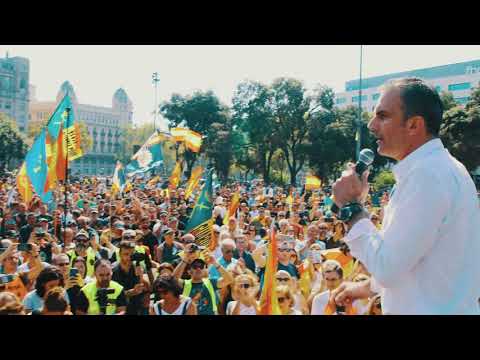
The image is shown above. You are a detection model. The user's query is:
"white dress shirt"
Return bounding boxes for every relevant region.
[345,138,480,314]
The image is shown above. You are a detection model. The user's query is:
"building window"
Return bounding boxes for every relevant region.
[372,93,380,101]
[352,95,367,103]
[335,97,346,104]
[448,82,470,91]
[454,97,470,105]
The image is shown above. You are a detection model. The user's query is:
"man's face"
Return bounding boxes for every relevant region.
[307,227,318,239]
[96,265,112,288]
[27,215,36,226]
[222,245,235,261]
[368,88,410,161]
[141,220,150,230]
[119,248,134,266]
[189,262,206,280]
[324,271,342,291]
[277,245,290,263]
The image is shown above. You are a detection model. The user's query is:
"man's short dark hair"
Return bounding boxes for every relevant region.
[384,77,443,136]
[94,258,111,272]
[35,267,65,298]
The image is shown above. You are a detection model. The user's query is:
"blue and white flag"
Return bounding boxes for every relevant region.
[125,131,164,177]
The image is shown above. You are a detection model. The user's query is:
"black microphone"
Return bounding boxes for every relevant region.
[331,148,375,214]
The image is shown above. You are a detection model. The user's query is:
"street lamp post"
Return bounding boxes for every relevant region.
[356,45,364,161]
[152,72,160,131]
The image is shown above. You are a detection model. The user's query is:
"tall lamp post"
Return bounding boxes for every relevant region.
[152,72,160,131]
[356,45,364,161]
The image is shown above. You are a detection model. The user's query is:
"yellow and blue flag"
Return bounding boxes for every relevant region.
[25,129,49,202]
[184,168,213,248]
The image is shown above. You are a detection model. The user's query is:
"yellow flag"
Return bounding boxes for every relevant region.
[169,162,182,189]
[16,162,33,204]
[184,166,203,199]
[171,127,189,142]
[305,175,322,191]
[223,191,241,225]
[185,130,202,153]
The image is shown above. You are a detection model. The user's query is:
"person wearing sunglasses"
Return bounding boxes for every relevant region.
[66,230,100,279]
[275,270,309,314]
[150,275,196,315]
[276,285,302,315]
[173,246,233,315]
[226,273,259,315]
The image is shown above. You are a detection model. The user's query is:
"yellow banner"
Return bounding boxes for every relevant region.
[305,175,322,190]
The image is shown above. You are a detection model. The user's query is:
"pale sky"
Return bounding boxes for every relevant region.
[2,45,480,128]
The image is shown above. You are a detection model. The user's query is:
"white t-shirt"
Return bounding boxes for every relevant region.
[153,296,192,315]
[226,301,257,315]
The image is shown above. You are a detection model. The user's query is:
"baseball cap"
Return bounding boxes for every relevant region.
[122,229,137,238]
[37,216,49,223]
[190,258,206,267]
[113,221,125,230]
[74,230,89,239]
[162,228,174,236]
[159,211,168,217]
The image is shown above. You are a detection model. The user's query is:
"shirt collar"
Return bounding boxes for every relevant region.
[392,138,444,183]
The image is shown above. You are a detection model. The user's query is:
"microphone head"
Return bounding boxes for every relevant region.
[359,148,375,166]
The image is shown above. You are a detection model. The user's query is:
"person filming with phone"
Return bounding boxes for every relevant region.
[75,259,127,315]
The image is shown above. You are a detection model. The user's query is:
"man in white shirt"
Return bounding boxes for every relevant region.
[330,78,480,315]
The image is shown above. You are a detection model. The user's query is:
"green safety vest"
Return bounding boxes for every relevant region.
[68,247,96,278]
[182,278,218,315]
[81,280,124,315]
[114,245,147,270]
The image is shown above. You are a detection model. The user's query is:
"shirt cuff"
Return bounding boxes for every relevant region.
[345,218,377,243]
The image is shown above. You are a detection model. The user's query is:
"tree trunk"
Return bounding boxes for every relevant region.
[265,150,274,185]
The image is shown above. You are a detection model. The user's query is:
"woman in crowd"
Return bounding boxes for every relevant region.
[226,272,259,315]
[0,292,26,315]
[275,270,309,315]
[150,275,196,315]
[23,266,66,313]
[276,285,302,315]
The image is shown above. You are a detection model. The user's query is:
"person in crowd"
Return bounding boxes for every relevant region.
[0,292,26,315]
[75,259,127,315]
[36,287,72,315]
[150,275,196,315]
[226,273,259,315]
[276,285,302,315]
[209,239,238,280]
[23,266,66,313]
[172,245,233,315]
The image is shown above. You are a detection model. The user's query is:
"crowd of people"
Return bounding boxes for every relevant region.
[0,174,390,315]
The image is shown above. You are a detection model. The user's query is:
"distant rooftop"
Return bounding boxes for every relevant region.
[346,59,480,92]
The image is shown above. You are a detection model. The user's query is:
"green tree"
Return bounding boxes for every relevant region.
[0,114,28,171]
[160,90,230,178]
[372,169,396,191]
[232,81,279,184]
[439,91,457,112]
[269,77,311,186]
[440,103,480,172]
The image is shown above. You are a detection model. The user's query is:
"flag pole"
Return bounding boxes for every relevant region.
[63,107,70,240]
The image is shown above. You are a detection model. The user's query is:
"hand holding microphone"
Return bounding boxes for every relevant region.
[331,149,374,212]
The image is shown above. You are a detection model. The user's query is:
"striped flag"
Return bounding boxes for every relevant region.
[305,175,322,191]
[259,225,282,315]
[185,130,202,153]
[170,127,189,142]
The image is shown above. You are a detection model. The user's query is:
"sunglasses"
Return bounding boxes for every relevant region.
[123,236,135,240]
[276,278,290,282]
[191,264,205,270]
[278,248,290,252]
[238,283,251,289]
[57,263,70,266]
[277,297,289,303]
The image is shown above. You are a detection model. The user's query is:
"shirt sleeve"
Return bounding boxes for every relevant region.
[345,169,449,288]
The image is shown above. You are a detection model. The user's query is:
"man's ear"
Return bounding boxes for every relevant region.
[406,115,426,135]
